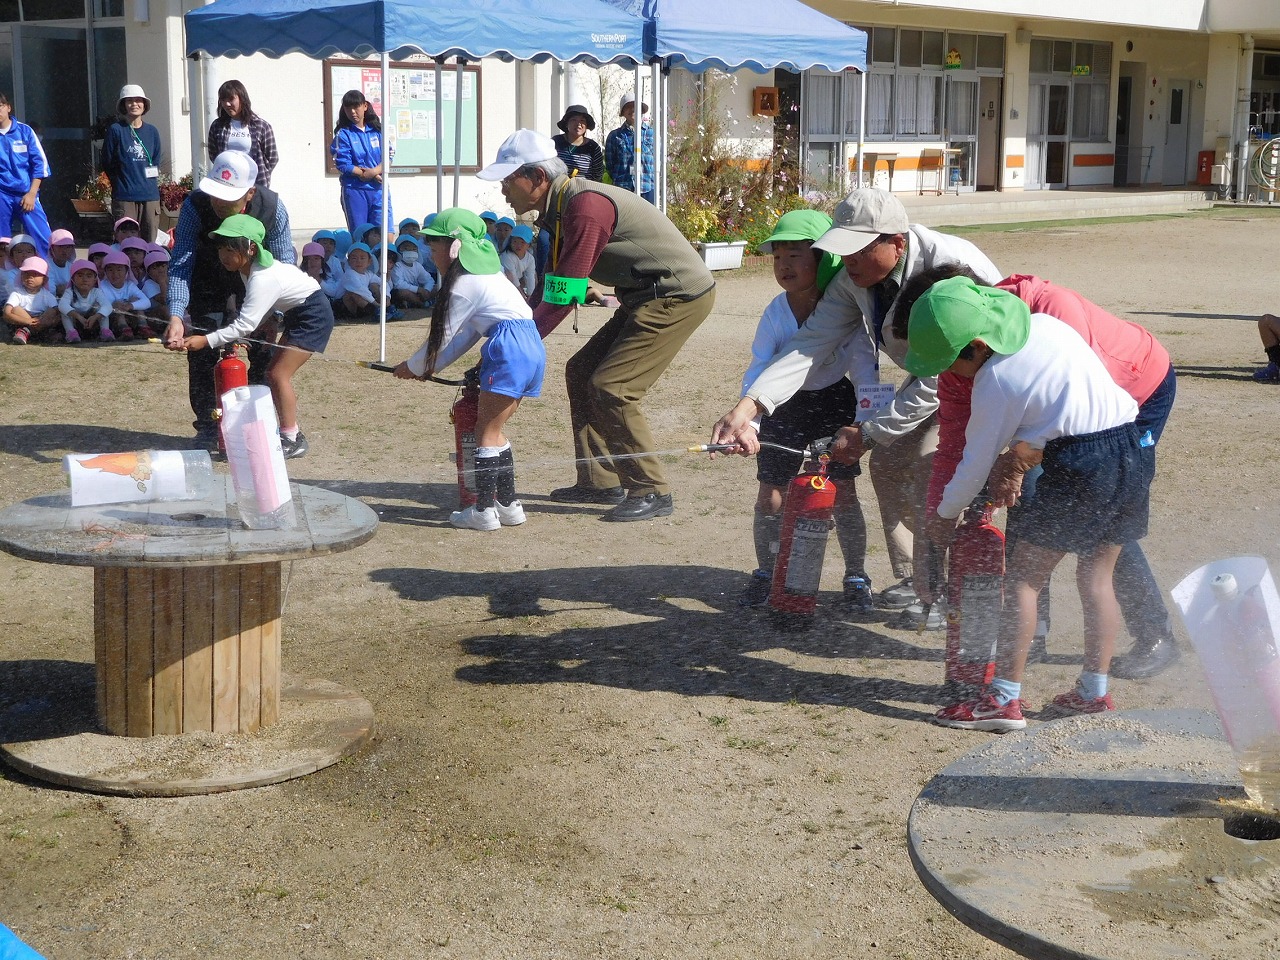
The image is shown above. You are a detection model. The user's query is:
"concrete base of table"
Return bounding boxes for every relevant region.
[908,709,1280,960]
[0,663,373,796]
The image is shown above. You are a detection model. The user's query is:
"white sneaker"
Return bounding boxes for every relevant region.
[495,499,526,526]
[450,504,500,531]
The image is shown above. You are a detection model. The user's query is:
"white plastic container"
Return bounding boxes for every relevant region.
[64,450,214,507]
[1172,557,1280,810]
[220,385,296,530]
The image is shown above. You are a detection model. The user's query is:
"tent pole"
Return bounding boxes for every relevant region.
[857,69,866,193]
[379,51,390,363]
[454,59,465,206]
[435,60,444,213]
[651,61,662,209]
[633,66,643,198]
[799,70,807,195]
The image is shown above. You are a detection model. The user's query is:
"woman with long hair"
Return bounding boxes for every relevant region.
[330,89,392,234]
[207,80,279,187]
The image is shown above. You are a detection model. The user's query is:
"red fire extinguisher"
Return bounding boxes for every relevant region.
[212,343,249,452]
[943,495,1005,687]
[450,370,480,508]
[768,447,838,626]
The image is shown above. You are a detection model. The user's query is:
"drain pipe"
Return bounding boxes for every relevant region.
[1236,34,1254,202]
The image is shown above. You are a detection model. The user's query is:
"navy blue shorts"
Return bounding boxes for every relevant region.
[480,318,545,399]
[1006,423,1149,555]
[757,378,861,486]
[280,290,335,354]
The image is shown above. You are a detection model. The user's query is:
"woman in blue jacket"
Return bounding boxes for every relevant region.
[330,90,392,234]
[0,92,51,255]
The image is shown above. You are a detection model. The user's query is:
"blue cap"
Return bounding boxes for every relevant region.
[396,234,423,250]
[397,217,419,230]
[346,241,373,258]
[312,229,337,242]
[334,229,352,253]
[372,244,398,261]
[480,210,497,222]
[496,216,516,228]
[511,224,534,244]
[423,213,437,227]
[356,222,379,238]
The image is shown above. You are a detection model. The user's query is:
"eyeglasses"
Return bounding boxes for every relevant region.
[843,236,889,260]
[501,168,531,187]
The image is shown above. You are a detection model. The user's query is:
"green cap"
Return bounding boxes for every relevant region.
[758,209,843,292]
[208,213,273,266]
[420,207,501,275]
[903,277,1031,377]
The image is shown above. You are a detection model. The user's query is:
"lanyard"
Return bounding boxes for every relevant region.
[130,126,153,165]
[549,183,569,273]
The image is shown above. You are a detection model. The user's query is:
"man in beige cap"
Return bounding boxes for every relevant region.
[101,84,164,242]
[710,188,1001,616]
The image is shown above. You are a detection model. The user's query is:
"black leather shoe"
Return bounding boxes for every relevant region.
[549,484,626,505]
[603,492,674,521]
[1110,634,1180,680]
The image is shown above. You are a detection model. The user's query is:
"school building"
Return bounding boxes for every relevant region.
[1,1,1277,236]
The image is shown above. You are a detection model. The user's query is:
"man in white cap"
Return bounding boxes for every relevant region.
[101,84,164,243]
[710,188,1001,615]
[604,92,655,203]
[162,150,296,451]
[479,129,715,521]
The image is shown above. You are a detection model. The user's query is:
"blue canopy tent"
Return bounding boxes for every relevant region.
[184,0,647,358]
[600,0,868,203]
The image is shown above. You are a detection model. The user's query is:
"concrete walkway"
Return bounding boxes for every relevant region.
[900,186,1213,227]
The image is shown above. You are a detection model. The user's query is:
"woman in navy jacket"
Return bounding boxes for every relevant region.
[330,90,392,234]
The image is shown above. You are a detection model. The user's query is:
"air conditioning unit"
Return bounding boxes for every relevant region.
[1211,164,1230,185]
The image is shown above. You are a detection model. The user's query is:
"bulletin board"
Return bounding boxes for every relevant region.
[322,58,482,175]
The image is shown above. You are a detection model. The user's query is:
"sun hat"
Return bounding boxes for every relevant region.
[813,189,910,257]
[395,234,422,250]
[199,151,259,202]
[48,229,76,247]
[758,209,844,292]
[120,237,149,253]
[113,216,140,232]
[356,222,379,240]
[312,229,337,243]
[371,244,398,262]
[397,217,420,231]
[510,224,534,245]
[18,256,47,276]
[334,229,352,254]
[143,250,170,268]
[557,104,596,132]
[208,213,273,267]
[69,259,97,277]
[0,237,10,246]
[420,208,501,275]
[87,243,112,258]
[903,277,1031,378]
[476,129,559,181]
[345,241,373,260]
[117,84,150,115]
[301,242,326,259]
[479,211,497,222]
[102,251,131,270]
[495,216,515,229]
[423,213,437,227]
[619,92,649,114]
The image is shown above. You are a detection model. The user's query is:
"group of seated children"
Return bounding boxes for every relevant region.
[3,215,169,345]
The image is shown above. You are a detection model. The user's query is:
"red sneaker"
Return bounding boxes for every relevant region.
[1043,689,1114,717]
[11,327,29,345]
[933,692,1026,732]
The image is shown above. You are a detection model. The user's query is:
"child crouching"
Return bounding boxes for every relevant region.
[392,208,544,531]
[4,256,60,344]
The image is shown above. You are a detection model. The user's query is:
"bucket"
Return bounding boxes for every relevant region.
[1171,557,1280,810]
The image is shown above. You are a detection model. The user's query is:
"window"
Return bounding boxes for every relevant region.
[1032,37,1113,143]
[976,35,1004,70]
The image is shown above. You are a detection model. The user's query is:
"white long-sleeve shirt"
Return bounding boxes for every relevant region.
[740,292,861,396]
[391,260,435,294]
[58,285,112,318]
[744,224,1001,446]
[937,314,1139,520]
[499,249,537,298]
[100,278,150,311]
[205,259,321,350]
[406,272,532,377]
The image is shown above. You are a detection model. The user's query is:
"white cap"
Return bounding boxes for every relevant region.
[199,151,259,201]
[619,92,649,114]
[813,189,910,257]
[118,84,150,115]
[476,129,559,181]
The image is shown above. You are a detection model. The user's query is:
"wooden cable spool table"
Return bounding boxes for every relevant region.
[0,479,379,796]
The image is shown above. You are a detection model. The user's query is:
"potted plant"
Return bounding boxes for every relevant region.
[72,171,112,214]
[158,173,193,231]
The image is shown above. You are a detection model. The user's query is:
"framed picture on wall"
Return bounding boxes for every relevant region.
[752,87,780,117]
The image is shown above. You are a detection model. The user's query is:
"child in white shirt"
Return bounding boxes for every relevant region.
[338,242,381,320]
[58,258,114,342]
[178,214,335,460]
[4,256,61,345]
[3,235,37,299]
[142,250,171,325]
[99,250,153,339]
[391,235,435,308]
[499,225,538,300]
[47,229,77,297]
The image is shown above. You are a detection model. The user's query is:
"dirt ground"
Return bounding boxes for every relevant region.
[1,208,1278,959]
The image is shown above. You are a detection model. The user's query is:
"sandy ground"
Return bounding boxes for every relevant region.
[1,208,1278,959]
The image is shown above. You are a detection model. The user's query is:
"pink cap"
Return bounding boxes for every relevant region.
[102,251,131,269]
[0,237,10,246]
[143,250,170,268]
[87,242,112,258]
[49,229,76,247]
[146,241,166,253]
[19,256,48,276]
[120,237,149,252]
[301,242,325,258]
[113,216,140,231]
[69,259,97,278]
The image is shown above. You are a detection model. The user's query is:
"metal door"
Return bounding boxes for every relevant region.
[1162,80,1189,186]
[1027,80,1069,189]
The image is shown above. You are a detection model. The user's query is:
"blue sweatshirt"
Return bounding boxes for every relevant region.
[101,120,162,202]
[0,118,50,196]
[330,124,387,191]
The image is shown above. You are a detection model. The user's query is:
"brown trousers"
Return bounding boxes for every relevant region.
[565,288,716,495]
[111,199,161,244]
[868,414,939,582]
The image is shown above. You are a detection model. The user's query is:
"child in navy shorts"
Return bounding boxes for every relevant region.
[905,277,1149,732]
[179,214,335,460]
[392,208,545,532]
